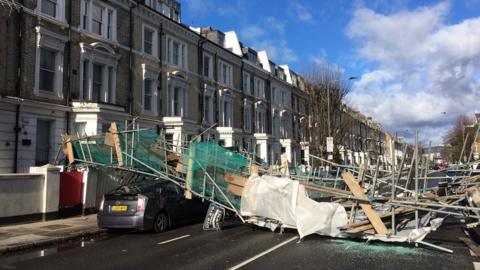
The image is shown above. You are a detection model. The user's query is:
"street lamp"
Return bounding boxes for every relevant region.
[327,77,357,137]
[326,76,357,160]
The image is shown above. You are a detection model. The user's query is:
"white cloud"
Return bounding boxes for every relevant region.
[239,18,298,64]
[240,26,266,42]
[346,2,480,144]
[290,2,314,23]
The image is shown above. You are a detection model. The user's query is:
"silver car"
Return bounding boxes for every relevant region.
[98,179,208,232]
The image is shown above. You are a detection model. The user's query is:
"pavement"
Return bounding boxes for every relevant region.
[0,215,103,254]
[0,217,479,270]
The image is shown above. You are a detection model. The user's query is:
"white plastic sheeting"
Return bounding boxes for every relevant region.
[240,175,348,238]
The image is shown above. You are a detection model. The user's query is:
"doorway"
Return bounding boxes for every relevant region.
[35,119,52,166]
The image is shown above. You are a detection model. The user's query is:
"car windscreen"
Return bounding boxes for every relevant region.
[109,178,165,195]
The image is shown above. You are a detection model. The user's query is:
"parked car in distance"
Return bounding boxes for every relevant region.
[98,178,208,233]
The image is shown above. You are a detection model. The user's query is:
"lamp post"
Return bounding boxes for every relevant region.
[326,76,357,160]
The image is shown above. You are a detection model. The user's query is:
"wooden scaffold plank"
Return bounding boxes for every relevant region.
[342,171,389,235]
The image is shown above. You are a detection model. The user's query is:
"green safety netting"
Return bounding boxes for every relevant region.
[70,128,251,211]
[71,128,166,173]
[182,141,250,210]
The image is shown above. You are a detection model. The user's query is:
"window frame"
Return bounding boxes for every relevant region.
[38,48,57,93]
[81,0,117,41]
[203,53,213,79]
[142,64,159,114]
[79,42,118,104]
[254,77,265,99]
[243,100,252,132]
[218,60,233,87]
[242,72,251,94]
[166,35,187,69]
[166,76,188,117]
[142,24,158,58]
[37,0,66,22]
[203,86,215,124]
[34,27,67,99]
[218,90,234,127]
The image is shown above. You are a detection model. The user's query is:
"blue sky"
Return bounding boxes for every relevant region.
[181,0,480,144]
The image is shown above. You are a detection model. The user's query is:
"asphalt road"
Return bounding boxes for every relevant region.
[0,219,478,270]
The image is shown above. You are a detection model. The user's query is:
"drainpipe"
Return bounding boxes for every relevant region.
[158,23,163,115]
[128,2,135,115]
[213,52,218,125]
[65,0,74,135]
[240,61,244,145]
[197,34,206,125]
[13,1,24,173]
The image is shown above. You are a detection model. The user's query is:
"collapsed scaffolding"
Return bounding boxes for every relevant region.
[61,122,480,253]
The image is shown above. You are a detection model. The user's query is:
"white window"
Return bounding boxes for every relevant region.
[34,27,67,98]
[144,79,154,111]
[166,36,187,69]
[144,0,154,8]
[81,0,117,41]
[39,48,56,92]
[79,43,118,104]
[142,64,159,113]
[203,86,214,124]
[222,100,233,127]
[81,60,115,103]
[254,77,265,99]
[219,90,234,127]
[218,60,233,87]
[162,4,171,18]
[255,105,266,133]
[155,1,161,12]
[38,0,65,21]
[243,72,250,94]
[143,24,158,58]
[271,86,276,103]
[203,53,213,79]
[167,76,187,117]
[243,101,252,132]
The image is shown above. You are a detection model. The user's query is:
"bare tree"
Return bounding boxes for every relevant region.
[443,115,477,164]
[302,63,354,163]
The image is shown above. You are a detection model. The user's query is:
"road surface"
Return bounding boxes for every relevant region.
[0,219,478,270]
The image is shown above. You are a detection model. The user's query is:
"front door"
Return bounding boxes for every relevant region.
[35,119,51,166]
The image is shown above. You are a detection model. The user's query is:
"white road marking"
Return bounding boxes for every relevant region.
[228,236,298,270]
[473,262,480,270]
[157,234,191,245]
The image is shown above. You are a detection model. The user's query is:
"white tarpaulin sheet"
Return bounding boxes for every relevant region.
[240,175,348,238]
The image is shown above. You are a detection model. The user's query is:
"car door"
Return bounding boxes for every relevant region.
[163,182,188,223]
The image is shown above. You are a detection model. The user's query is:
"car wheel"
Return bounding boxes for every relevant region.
[154,212,169,233]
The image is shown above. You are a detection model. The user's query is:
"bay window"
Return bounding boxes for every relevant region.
[142,64,160,114]
[255,104,266,133]
[167,76,187,117]
[218,90,234,127]
[79,43,118,104]
[203,86,214,124]
[243,101,252,132]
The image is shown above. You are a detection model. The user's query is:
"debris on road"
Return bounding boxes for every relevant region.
[61,121,480,253]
